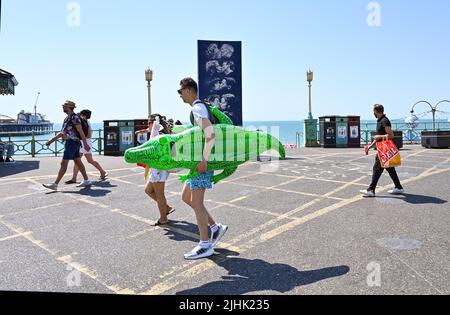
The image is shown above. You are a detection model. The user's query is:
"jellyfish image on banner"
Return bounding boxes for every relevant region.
[206,94,236,111]
[207,43,235,59]
[206,60,235,76]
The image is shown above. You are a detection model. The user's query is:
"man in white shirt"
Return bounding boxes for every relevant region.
[178,77,228,260]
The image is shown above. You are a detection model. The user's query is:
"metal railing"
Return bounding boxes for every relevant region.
[0,130,104,157]
[359,121,450,145]
[1,121,449,156]
[307,121,450,147]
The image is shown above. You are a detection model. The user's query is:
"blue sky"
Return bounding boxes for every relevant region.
[1,0,449,123]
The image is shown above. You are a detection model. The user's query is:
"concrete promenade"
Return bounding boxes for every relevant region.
[0,145,449,295]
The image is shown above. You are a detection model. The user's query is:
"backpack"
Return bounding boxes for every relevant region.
[190,100,218,126]
[66,114,89,139]
[80,119,90,138]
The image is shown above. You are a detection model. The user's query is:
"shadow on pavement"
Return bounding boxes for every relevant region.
[378,193,447,205]
[0,160,40,178]
[162,220,201,242]
[176,249,350,295]
[61,182,117,197]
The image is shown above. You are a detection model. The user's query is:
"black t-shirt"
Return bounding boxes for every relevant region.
[376,115,391,136]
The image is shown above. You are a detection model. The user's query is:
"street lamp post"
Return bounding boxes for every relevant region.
[411,100,450,149]
[307,70,314,120]
[304,69,319,147]
[145,69,153,117]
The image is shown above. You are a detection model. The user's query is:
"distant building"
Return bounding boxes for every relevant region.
[0,68,19,96]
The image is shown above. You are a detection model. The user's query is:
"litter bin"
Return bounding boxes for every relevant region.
[104,120,120,156]
[119,120,135,155]
[393,131,403,149]
[348,116,361,148]
[134,119,150,146]
[421,131,450,149]
[336,116,349,148]
[319,116,337,148]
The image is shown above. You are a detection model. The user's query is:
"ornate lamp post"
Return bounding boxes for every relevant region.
[307,70,314,120]
[411,100,450,131]
[304,69,319,147]
[145,69,153,117]
[411,100,450,149]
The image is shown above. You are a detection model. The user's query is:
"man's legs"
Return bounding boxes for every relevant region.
[368,157,384,193]
[70,153,83,182]
[182,184,215,226]
[190,188,211,242]
[0,145,4,162]
[73,158,89,181]
[6,144,14,159]
[54,160,70,185]
[386,167,403,190]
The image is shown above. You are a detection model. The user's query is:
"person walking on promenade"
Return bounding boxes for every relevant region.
[360,104,405,197]
[66,109,108,184]
[178,77,228,260]
[42,101,92,190]
[136,114,175,226]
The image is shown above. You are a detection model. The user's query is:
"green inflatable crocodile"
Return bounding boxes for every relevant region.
[124,103,285,184]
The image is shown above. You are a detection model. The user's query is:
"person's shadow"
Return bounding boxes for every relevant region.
[61,182,117,198]
[161,220,204,242]
[377,193,447,205]
[176,249,350,295]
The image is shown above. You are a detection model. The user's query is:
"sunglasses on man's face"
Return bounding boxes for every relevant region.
[177,87,187,95]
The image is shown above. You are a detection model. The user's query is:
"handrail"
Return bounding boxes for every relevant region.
[1,129,104,157]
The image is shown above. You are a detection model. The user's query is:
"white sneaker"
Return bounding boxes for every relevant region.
[360,190,375,197]
[388,188,405,195]
[42,183,58,191]
[210,224,229,248]
[184,244,214,260]
[76,180,93,188]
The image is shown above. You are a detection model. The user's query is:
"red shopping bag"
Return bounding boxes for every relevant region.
[376,136,401,168]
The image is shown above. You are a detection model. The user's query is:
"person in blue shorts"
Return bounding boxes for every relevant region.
[178,77,228,260]
[42,101,92,190]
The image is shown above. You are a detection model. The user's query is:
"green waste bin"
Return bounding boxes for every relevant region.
[336,116,349,148]
[319,116,337,148]
[119,120,135,155]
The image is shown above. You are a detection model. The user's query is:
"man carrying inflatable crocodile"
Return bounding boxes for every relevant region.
[178,77,228,260]
[124,79,286,260]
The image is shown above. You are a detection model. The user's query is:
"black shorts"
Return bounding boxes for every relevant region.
[63,139,81,160]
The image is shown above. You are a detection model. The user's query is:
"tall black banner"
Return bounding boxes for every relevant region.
[198,40,243,126]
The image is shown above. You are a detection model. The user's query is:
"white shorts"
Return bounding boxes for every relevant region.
[80,138,93,155]
[150,168,169,183]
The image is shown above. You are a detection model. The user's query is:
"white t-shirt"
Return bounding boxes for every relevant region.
[150,121,161,139]
[191,100,209,127]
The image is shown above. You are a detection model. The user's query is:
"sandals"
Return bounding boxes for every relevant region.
[65,180,77,185]
[152,208,175,227]
[99,173,108,181]
[152,219,169,227]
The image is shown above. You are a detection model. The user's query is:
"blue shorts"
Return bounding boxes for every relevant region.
[186,171,214,190]
[63,139,81,160]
